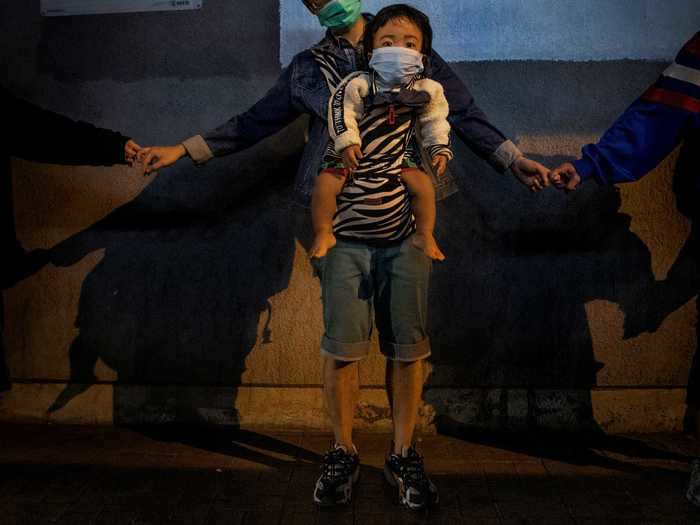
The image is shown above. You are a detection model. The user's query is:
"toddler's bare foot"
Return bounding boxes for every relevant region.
[310,232,337,259]
[412,233,445,261]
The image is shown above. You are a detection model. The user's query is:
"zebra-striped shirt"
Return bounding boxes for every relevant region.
[326,72,452,245]
[311,44,452,245]
[328,75,421,244]
[311,48,415,244]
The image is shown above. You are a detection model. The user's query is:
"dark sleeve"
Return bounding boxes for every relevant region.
[3,87,129,166]
[573,99,695,185]
[182,55,304,163]
[428,51,521,172]
[573,32,700,185]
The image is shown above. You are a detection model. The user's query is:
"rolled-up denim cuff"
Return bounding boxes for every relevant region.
[379,337,431,362]
[182,135,214,165]
[321,335,371,362]
[489,139,523,173]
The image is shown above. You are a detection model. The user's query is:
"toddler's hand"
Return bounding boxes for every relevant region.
[431,154,449,177]
[412,232,445,261]
[310,232,337,259]
[342,145,363,172]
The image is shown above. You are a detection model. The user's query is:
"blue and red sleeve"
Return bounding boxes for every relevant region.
[574,31,700,185]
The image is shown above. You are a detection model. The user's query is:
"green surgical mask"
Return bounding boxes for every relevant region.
[317,0,361,31]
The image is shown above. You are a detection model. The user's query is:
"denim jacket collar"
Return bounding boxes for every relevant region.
[311,13,373,67]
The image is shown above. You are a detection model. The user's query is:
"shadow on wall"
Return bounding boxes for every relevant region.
[636,131,700,417]
[2,140,696,433]
[425,144,659,433]
[0,0,694,440]
[0,22,693,432]
[41,140,302,424]
[0,304,9,392]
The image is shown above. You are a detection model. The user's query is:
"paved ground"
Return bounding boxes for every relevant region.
[1,425,700,524]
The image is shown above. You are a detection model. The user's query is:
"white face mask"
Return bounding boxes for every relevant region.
[369,47,424,88]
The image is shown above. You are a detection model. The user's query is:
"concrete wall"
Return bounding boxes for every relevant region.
[1,1,699,433]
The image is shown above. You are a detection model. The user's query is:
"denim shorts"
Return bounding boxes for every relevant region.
[313,236,432,362]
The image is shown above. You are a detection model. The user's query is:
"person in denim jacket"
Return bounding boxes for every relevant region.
[139,0,551,509]
[140,2,550,203]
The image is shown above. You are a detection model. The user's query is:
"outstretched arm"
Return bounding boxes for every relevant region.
[429,52,548,190]
[3,86,133,166]
[143,54,306,172]
[552,32,700,191]
[428,52,512,169]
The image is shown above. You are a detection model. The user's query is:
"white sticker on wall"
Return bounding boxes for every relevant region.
[41,0,202,17]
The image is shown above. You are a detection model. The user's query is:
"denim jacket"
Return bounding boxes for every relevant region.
[182,22,523,208]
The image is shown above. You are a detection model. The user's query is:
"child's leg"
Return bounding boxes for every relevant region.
[320,241,374,450]
[310,170,346,259]
[376,237,433,450]
[376,239,438,509]
[314,242,373,507]
[400,168,445,261]
[324,356,360,449]
[389,358,424,453]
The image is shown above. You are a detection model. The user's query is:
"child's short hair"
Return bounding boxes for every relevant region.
[363,4,433,60]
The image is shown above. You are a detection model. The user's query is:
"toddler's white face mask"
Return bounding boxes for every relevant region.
[369,47,424,88]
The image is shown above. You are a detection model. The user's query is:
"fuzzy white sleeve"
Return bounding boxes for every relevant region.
[328,73,370,154]
[414,79,453,161]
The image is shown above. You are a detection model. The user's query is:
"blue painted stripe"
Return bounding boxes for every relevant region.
[280,0,700,66]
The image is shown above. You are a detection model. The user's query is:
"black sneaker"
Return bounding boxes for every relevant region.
[384,445,438,510]
[313,443,360,507]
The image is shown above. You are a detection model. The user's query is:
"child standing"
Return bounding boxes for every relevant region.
[310,4,447,511]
